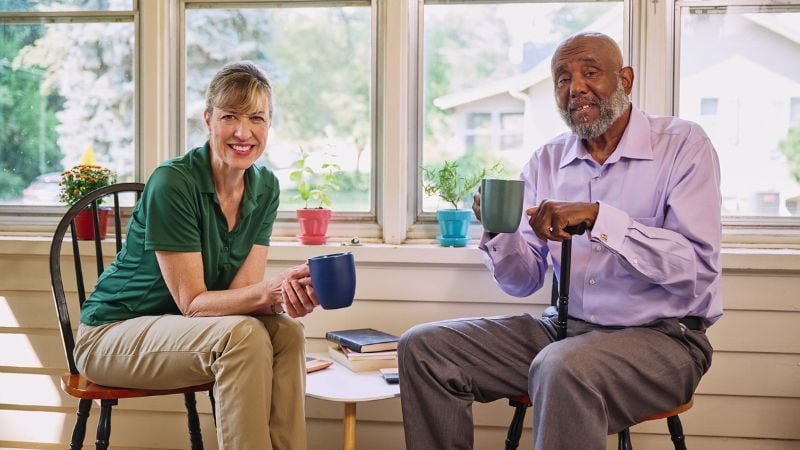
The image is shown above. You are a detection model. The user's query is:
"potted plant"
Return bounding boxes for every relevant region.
[423,159,501,247]
[59,165,117,240]
[290,148,341,245]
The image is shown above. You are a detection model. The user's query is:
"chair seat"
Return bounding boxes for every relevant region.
[61,373,214,400]
[641,397,693,421]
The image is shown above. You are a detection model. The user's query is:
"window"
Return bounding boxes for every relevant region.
[184,3,373,213]
[420,1,625,212]
[0,2,135,207]
[676,4,800,217]
[500,112,524,151]
[700,98,718,116]
[791,97,800,125]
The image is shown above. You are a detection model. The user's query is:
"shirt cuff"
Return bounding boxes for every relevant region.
[478,229,541,268]
[589,202,630,251]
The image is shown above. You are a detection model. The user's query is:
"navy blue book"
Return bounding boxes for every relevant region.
[325,328,399,353]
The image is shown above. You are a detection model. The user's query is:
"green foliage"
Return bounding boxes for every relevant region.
[779,126,800,183]
[0,16,63,199]
[289,148,341,209]
[423,159,502,209]
[59,165,116,207]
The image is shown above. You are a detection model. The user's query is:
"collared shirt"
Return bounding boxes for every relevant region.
[479,106,722,327]
[80,142,280,326]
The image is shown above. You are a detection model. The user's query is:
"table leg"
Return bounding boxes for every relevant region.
[343,402,356,450]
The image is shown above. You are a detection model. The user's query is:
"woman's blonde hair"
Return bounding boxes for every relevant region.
[205,61,273,119]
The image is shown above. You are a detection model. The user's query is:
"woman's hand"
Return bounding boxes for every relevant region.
[279,263,319,318]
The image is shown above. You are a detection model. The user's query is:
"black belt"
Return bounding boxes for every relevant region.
[678,316,703,331]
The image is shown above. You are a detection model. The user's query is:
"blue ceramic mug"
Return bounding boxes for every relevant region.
[308,252,356,309]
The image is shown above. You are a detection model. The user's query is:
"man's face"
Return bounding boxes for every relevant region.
[552,36,631,139]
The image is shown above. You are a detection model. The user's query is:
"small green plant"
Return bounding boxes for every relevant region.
[289,148,341,208]
[423,160,502,209]
[59,165,117,207]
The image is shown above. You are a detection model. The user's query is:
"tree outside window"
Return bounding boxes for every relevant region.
[184,5,372,213]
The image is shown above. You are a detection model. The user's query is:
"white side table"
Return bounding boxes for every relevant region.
[306,353,400,450]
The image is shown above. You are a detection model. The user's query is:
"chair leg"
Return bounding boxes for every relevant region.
[185,392,204,450]
[505,404,527,450]
[95,399,117,450]
[69,399,92,450]
[618,428,632,450]
[209,389,217,427]
[667,415,688,450]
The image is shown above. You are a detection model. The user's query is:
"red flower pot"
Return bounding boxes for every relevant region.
[74,208,110,240]
[296,208,331,245]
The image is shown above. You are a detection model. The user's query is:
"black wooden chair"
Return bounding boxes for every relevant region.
[49,183,215,450]
[504,225,693,450]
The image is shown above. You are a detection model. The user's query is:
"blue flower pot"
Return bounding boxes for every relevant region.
[436,208,473,247]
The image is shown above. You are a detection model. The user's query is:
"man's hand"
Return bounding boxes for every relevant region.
[279,263,319,318]
[526,200,599,241]
[471,186,482,222]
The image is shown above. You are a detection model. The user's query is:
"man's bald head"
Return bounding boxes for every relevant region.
[551,32,624,75]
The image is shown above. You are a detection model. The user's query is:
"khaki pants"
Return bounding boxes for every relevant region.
[76,314,307,450]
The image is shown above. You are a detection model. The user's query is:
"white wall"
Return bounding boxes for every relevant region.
[1,238,798,449]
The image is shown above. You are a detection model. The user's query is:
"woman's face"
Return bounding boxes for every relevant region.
[204,96,270,174]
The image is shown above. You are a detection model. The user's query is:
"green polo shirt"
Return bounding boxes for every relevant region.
[80,143,280,326]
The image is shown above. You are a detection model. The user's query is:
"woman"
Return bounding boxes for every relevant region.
[75,61,317,449]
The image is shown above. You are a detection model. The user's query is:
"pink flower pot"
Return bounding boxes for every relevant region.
[296,208,331,245]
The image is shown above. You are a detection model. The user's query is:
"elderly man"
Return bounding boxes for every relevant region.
[398,32,721,450]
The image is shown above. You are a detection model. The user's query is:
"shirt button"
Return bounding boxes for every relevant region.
[589,278,596,285]
[223,246,229,252]
[594,244,602,252]
[633,258,639,265]
[590,314,596,322]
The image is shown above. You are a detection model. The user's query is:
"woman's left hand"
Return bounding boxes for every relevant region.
[280,263,319,318]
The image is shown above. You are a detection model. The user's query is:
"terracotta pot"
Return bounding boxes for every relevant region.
[74,207,110,240]
[296,208,332,245]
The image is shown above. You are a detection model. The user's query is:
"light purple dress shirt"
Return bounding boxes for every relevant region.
[479,106,722,327]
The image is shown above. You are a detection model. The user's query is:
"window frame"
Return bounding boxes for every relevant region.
[0,0,798,248]
[179,0,381,241]
[673,0,800,246]
[0,3,140,233]
[406,0,635,242]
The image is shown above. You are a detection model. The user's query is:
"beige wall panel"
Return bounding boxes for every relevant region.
[0,256,50,292]
[0,291,65,329]
[631,395,800,439]
[345,264,550,305]
[613,434,800,450]
[0,373,214,413]
[0,331,62,369]
[0,409,216,449]
[698,352,800,397]
[721,272,800,312]
[298,300,548,341]
[304,393,798,440]
[307,420,800,450]
[706,310,800,353]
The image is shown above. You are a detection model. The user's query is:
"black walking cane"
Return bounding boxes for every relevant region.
[556,223,588,341]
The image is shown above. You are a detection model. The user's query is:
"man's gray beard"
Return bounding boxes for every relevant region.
[559,79,630,139]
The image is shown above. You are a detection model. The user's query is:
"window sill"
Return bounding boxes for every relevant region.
[3,234,800,272]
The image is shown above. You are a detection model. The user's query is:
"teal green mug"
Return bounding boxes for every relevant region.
[480,178,524,233]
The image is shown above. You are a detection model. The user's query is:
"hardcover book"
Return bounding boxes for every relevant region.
[325,328,399,353]
[327,345,398,373]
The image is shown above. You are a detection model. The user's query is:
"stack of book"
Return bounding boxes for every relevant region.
[326,328,399,372]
